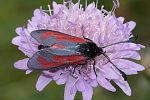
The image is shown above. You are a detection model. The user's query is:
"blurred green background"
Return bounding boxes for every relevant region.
[0,0,150,100]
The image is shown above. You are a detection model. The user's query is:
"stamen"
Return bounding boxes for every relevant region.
[48,5,52,16]
[101,5,104,11]
[65,0,72,8]
[96,0,99,8]
[76,0,80,10]
[28,20,34,28]
[101,5,109,15]
[85,0,87,9]
[78,0,81,4]
[40,6,45,16]
[110,0,120,14]
[80,4,83,10]
[111,1,117,14]
[93,2,95,7]
[115,0,120,8]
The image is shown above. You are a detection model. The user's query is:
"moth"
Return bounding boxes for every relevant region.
[27,30,128,80]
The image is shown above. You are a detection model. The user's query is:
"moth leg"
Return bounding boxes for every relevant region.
[102,52,127,81]
[73,65,78,75]
[92,59,97,77]
[73,61,87,75]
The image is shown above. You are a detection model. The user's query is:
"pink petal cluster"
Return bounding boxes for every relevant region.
[12,1,145,100]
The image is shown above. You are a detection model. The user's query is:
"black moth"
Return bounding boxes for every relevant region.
[28,30,134,81]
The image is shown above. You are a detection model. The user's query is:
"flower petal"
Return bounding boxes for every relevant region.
[53,70,64,80]
[82,82,93,100]
[18,47,34,57]
[72,2,79,10]
[33,9,41,16]
[100,64,119,79]
[113,78,131,96]
[53,1,60,15]
[15,27,24,35]
[76,78,86,92]
[97,73,116,92]
[111,43,141,51]
[117,17,124,23]
[12,36,22,45]
[137,44,145,49]
[112,59,145,75]
[14,58,29,70]
[119,69,138,75]
[56,73,68,85]
[114,59,145,72]
[64,76,77,100]
[89,69,96,79]
[128,21,136,32]
[26,70,32,74]
[36,74,52,92]
[90,80,98,87]
[86,3,95,13]
[113,51,141,60]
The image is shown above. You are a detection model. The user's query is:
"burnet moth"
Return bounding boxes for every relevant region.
[27,30,132,81]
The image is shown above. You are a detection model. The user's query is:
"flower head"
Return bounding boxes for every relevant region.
[12,0,145,100]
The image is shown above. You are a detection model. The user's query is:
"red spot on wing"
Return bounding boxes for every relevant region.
[40,31,86,43]
[53,55,85,63]
[56,37,86,43]
[51,44,66,49]
[40,31,61,39]
[37,55,64,68]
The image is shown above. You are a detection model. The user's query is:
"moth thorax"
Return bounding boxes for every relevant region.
[79,42,103,58]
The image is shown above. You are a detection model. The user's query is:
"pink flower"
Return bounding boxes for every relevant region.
[12,0,145,100]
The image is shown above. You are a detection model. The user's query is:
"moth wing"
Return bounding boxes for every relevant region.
[27,48,86,70]
[31,30,87,46]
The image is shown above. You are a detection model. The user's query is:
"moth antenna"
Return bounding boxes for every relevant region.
[101,36,137,48]
[81,25,92,42]
[102,40,129,48]
[102,52,127,81]
[92,59,97,77]
[81,25,86,39]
